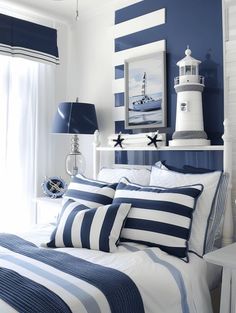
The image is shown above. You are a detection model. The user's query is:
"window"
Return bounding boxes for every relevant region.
[0,55,55,232]
[185,65,192,75]
[192,66,196,75]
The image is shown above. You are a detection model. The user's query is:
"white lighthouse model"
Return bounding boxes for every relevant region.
[169,47,210,146]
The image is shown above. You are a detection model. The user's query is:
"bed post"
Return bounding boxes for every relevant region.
[222,119,234,246]
[93,130,100,179]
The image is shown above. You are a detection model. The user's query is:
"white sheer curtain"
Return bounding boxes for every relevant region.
[0,55,55,232]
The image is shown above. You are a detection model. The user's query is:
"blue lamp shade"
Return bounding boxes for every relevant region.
[52,102,98,134]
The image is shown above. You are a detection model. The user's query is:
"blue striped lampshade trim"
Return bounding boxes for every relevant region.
[113,178,203,261]
[47,200,131,252]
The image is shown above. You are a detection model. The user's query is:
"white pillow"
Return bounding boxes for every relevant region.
[97,167,151,185]
[150,166,222,256]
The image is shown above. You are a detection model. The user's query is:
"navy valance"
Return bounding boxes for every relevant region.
[0,14,59,64]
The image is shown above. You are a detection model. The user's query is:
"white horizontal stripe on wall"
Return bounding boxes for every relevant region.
[113,8,165,39]
[113,0,143,11]
[113,78,124,93]
[113,39,166,66]
[113,106,125,121]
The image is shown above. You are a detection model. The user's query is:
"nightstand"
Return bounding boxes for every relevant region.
[204,243,236,313]
[35,197,63,225]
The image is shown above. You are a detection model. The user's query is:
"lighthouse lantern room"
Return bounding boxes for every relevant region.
[169,47,210,146]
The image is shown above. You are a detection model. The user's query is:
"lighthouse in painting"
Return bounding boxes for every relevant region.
[169,47,210,146]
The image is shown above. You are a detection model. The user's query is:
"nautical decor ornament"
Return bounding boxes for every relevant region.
[113,132,125,148]
[169,46,210,146]
[41,176,67,198]
[147,131,162,148]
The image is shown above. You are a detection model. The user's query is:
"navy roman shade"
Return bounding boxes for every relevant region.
[0,13,59,64]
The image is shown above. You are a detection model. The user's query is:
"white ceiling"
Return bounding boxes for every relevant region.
[1,0,111,21]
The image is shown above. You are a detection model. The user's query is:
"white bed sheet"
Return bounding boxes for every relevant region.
[22,224,221,290]
[0,225,213,313]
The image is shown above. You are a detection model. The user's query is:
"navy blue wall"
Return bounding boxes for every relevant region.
[115,0,224,144]
[114,0,224,167]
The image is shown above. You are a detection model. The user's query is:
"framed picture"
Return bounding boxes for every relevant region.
[125,51,166,129]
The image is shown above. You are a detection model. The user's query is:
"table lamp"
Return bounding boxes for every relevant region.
[52,100,98,176]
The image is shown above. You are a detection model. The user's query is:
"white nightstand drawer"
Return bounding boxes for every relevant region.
[35,197,63,225]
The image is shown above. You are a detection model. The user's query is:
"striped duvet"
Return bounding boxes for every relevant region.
[0,228,213,313]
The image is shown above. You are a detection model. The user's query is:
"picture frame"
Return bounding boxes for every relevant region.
[125,51,166,129]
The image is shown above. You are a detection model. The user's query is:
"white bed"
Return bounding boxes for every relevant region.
[0,225,216,313]
[0,120,233,313]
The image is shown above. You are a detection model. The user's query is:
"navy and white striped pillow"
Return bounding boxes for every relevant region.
[47,199,131,252]
[64,174,117,208]
[113,178,203,260]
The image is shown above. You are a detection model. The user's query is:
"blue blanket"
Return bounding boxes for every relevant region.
[0,234,144,313]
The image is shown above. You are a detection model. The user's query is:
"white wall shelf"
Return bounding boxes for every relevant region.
[96,145,224,152]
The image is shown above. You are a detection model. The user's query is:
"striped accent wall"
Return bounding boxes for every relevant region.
[113,0,224,168]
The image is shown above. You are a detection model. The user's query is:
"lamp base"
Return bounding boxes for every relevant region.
[65,135,86,176]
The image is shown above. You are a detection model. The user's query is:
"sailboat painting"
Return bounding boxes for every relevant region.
[125,52,166,129]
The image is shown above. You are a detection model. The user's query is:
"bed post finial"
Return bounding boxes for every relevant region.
[93,130,100,180]
[222,119,234,246]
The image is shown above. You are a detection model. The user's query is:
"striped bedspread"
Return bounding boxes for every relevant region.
[0,230,213,313]
[0,234,144,313]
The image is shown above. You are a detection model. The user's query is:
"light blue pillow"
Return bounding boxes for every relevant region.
[47,200,131,252]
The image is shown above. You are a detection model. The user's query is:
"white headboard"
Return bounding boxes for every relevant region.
[93,119,234,246]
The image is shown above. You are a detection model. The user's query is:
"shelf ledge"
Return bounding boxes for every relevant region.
[95,145,224,152]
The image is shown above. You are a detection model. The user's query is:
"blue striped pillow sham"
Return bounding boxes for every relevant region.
[47,199,131,252]
[63,174,117,208]
[113,178,203,260]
